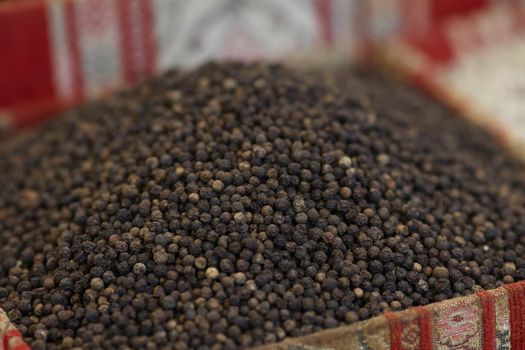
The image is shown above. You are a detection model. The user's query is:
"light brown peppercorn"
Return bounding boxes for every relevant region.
[42,277,55,289]
[90,278,104,291]
[195,257,207,270]
[433,267,450,279]
[212,180,225,193]
[205,267,219,280]
[354,288,364,299]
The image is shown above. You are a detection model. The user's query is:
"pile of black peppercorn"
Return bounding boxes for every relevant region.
[2,63,525,349]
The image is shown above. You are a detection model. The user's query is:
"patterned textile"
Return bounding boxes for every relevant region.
[0,308,29,350]
[256,280,525,350]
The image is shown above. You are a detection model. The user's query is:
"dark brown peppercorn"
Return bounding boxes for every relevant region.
[2,63,525,349]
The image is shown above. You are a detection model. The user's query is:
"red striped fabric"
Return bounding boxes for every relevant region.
[0,1,54,108]
[416,306,432,350]
[430,0,488,22]
[477,291,496,350]
[505,282,525,349]
[315,0,332,47]
[140,0,155,75]
[385,312,402,350]
[2,330,24,350]
[64,0,84,101]
[116,0,155,84]
[117,0,135,84]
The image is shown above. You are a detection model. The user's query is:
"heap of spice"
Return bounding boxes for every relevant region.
[1,63,525,349]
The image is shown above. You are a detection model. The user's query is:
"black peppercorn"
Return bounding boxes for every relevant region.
[2,63,525,350]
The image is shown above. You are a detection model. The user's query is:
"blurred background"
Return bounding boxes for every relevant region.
[1,0,524,151]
